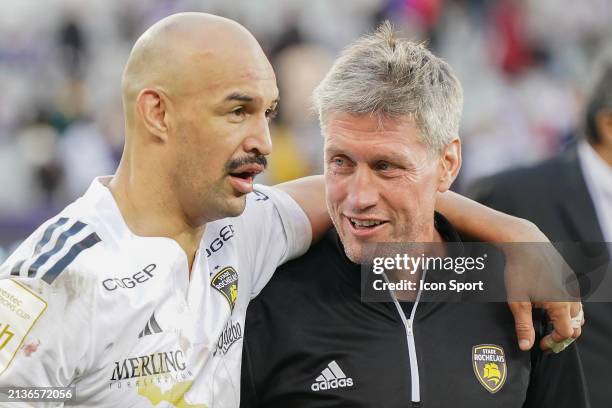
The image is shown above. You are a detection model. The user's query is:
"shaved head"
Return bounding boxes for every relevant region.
[121,12,269,127]
[112,12,278,231]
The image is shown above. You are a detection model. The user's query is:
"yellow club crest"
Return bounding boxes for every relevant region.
[211,267,239,311]
[472,344,507,394]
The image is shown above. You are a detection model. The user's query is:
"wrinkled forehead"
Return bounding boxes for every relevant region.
[323,112,432,160]
[323,112,421,143]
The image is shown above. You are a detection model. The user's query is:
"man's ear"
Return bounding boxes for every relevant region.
[136,88,170,142]
[437,138,462,193]
[595,109,612,146]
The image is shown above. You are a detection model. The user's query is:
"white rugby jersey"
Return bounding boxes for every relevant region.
[0,177,311,407]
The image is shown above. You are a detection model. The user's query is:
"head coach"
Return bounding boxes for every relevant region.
[240,23,589,408]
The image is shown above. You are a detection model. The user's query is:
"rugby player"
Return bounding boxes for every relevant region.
[240,23,588,407]
[0,13,581,407]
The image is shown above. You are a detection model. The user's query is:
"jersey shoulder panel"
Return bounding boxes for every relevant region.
[3,223,103,285]
[0,192,124,288]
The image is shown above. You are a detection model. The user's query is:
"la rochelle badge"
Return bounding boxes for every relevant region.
[472,344,507,393]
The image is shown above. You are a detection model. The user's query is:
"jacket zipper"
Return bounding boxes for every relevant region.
[385,270,427,407]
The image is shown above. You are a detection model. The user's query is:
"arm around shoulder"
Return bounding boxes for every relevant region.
[275,175,331,242]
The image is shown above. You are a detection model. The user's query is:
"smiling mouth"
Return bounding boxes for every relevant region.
[347,217,388,230]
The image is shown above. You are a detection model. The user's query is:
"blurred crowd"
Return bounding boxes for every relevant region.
[0,0,610,259]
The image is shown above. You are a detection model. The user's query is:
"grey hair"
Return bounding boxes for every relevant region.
[312,21,463,152]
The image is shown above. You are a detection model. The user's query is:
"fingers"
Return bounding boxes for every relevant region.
[545,302,574,338]
[508,300,585,352]
[570,305,584,340]
[508,301,535,351]
[540,302,584,352]
[570,302,582,321]
[540,334,576,353]
[571,325,582,340]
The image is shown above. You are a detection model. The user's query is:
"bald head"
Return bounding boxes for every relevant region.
[113,12,278,228]
[121,12,269,126]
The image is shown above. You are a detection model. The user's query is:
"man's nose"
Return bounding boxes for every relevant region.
[346,167,379,211]
[243,116,272,156]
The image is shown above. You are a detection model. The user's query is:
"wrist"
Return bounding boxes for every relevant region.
[502,217,548,243]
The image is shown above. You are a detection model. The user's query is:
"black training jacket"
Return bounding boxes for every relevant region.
[241,215,590,408]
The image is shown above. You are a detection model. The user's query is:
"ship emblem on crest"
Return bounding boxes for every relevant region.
[472,344,507,393]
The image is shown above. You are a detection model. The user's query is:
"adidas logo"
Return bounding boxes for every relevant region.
[138,313,162,338]
[311,361,354,392]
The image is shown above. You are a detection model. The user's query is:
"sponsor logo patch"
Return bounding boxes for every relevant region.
[0,279,47,375]
[110,349,187,381]
[311,361,354,392]
[108,348,206,407]
[138,312,162,338]
[205,225,235,259]
[214,320,242,356]
[472,344,507,393]
[102,264,157,291]
[210,267,238,311]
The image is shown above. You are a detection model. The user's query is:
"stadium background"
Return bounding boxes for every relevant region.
[0,0,610,262]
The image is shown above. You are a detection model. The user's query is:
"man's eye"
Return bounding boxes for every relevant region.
[375,161,395,171]
[265,107,278,121]
[231,107,246,117]
[327,156,354,174]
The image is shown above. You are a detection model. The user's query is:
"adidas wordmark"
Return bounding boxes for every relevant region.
[311,361,354,392]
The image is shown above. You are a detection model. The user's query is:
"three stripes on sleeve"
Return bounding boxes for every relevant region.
[10,217,101,284]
